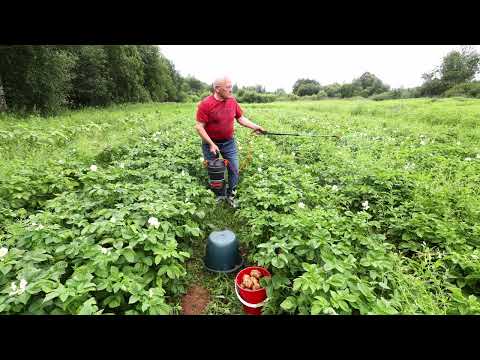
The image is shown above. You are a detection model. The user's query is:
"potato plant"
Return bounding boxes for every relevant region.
[1,98,480,315]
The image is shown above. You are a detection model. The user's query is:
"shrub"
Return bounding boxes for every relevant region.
[443,82,480,98]
[237,91,276,103]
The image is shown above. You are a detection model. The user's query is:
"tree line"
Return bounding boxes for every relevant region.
[0,45,210,115]
[1,45,479,114]
[235,46,480,103]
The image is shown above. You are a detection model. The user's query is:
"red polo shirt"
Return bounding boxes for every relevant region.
[196,95,243,141]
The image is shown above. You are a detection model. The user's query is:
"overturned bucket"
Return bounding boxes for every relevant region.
[235,266,271,315]
[204,230,243,273]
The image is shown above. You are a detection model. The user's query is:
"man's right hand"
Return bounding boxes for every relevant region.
[210,143,220,155]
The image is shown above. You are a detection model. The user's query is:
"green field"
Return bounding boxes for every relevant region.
[1,98,480,314]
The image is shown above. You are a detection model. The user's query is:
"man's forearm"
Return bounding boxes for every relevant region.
[195,125,214,145]
[237,116,260,130]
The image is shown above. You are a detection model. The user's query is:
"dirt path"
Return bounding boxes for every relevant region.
[181,285,210,315]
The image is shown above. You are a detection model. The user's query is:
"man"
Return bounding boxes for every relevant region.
[195,76,265,207]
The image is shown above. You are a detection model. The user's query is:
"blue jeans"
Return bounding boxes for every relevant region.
[202,138,239,196]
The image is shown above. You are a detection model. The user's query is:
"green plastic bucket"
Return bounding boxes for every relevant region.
[204,230,243,273]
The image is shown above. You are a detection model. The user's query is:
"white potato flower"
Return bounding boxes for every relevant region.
[10,282,17,295]
[0,247,8,259]
[331,185,339,192]
[19,279,28,292]
[10,279,28,296]
[90,164,97,172]
[404,162,416,170]
[298,202,305,209]
[148,217,160,228]
[100,247,112,255]
[361,200,370,210]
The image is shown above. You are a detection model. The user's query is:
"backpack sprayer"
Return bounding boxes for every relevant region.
[204,158,229,197]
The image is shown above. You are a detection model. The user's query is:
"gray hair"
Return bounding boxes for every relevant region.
[212,76,231,91]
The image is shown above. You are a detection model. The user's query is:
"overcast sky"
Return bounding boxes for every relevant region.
[158,45,480,92]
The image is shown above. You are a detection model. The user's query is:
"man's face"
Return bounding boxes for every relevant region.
[216,80,233,100]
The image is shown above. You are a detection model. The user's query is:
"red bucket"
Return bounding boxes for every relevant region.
[235,266,271,315]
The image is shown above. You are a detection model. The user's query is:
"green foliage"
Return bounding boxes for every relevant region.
[420,46,480,97]
[104,45,150,103]
[236,90,276,103]
[69,46,112,107]
[0,117,215,314]
[292,79,321,96]
[339,83,355,98]
[0,46,76,115]
[2,98,480,315]
[161,58,183,102]
[370,88,416,101]
[241,85,266,94]
[137,45,172,102]
[232,97,480,314]
[443,82,480,98]
[323,83,342,98]
[0,45,186,115]
[352,72,390,97]
[181,75,210,102]
[418,73,448,97]
[440,46,480,87]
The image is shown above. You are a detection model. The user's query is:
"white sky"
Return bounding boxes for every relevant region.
[158,45,480,93]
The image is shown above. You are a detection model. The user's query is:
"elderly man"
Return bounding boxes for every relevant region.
[195,76,265,207]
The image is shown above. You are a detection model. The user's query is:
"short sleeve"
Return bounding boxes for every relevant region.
[196,101,209,123]
[234,101,243,119]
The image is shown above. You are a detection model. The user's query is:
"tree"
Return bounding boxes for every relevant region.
[183,75,208,94]
[255,84,266,93]
[292,78,321,96]
[352,72,389,97]
[69,46,112,107]
[439,46,480,87]
[0,45,76,115]
[104,45,150,103]
[296,83,321,96]
[136,45,165,102]
[418,71,448,97]
[159,57,184,101]
[0,45,190,115]
[323,83,342,97]
[419,46,480,97]
[339,83,355,98]
[443,81,480,98]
